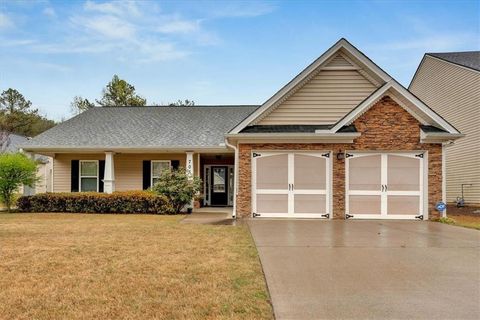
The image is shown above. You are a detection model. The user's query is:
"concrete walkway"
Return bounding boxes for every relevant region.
[248,219,480,320]
[181,207,234,225]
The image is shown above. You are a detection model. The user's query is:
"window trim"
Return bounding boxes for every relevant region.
[79,160,99,192]
[151,160,172,187]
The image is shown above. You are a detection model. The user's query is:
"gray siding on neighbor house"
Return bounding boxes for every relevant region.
[410,55,480,204]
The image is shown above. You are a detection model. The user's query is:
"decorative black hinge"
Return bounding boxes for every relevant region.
[345,153,354,158]
[253,152,261,158]
[321,214,330,219]
[415,215,424,220]
[253,212,261,217]
[321,152,330,158]
[346,214,354,219]
[415,153,424,158]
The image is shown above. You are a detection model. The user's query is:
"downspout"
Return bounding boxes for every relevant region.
[441,141,454,218]
[225,137,238,219]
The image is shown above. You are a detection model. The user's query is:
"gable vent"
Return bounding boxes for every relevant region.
[325,54,354,68]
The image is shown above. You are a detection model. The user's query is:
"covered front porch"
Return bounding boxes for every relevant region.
[35,149,235,210]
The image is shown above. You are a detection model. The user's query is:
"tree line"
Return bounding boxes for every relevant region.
[71,75,195,114]
[1,75,195,149]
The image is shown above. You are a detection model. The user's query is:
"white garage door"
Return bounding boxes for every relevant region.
[346,152,425,220]
[252,151,331,218]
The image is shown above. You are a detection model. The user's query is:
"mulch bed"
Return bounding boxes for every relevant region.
[446,204,480,216]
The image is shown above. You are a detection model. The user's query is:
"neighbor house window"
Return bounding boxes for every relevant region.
[80,160,99,192]
[151,160,171,186]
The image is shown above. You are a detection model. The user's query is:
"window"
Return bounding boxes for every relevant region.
[151,160,171,186]
[213,167,226,193]
[80,160,99,192]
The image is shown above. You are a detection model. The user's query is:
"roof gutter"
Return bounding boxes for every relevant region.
[224,138,239,219]
[19,145,232,154]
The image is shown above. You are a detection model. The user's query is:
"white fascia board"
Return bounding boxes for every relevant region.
[329,81,460,134]
[229,38,392,134]
[19,146,232,154]
[390,81,460,134]
[420,131,465,143]
[329,83,392,132]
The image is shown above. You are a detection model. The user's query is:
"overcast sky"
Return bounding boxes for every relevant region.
[1,0,478,121]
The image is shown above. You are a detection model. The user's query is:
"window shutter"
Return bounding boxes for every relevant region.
[98,160,105,192]
[143,160,151,190]
[172,160,180,170]
[71,160,79,192]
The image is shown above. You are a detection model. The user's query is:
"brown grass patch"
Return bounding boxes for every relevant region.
[447,214,480,230]
[0,214,273,319]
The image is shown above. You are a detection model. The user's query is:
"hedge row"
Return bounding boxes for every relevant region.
[16,191,175,214]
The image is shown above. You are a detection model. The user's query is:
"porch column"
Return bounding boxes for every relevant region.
[104,152,115,193]
[186,151,194,180]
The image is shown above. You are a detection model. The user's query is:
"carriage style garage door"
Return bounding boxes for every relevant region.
[346,152,425,220]
[252,151,331,218]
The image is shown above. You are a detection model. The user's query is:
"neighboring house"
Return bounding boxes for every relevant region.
[1,132,53,194]
[409,51,480,206]
[21,39,463,220]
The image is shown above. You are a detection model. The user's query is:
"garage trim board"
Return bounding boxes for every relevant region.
[252,151,332,218]
[345,152,427,220]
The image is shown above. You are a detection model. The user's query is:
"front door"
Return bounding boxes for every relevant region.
[210,166,228,206]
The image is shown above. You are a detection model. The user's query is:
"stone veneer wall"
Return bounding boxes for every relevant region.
[236,96,442,219]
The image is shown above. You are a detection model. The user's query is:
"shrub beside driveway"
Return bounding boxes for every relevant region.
[0,214,273,320]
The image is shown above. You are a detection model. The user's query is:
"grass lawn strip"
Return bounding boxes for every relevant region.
[0,213,273,320]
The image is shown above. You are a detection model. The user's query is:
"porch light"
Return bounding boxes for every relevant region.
[336,151,345,160]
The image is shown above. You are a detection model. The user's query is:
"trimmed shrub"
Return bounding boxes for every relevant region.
[0,153,38,212]
[151,167,202,213]
[17,191,175,214]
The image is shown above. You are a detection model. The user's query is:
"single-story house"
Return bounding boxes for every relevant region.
[21,38,464,220]
[409,51,480,206]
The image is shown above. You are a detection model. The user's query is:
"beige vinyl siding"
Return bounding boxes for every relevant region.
[53,153,187,192]
[258,68,377,125]
[410,56,480,204]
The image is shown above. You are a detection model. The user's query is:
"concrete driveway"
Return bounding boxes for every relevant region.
[248,220,480,320]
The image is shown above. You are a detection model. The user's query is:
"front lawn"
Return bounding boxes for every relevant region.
[0,214,273,319]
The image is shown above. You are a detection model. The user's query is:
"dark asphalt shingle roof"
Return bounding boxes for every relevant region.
[1,132,29,153]
[427,51,480,71]
[22,106,259,149]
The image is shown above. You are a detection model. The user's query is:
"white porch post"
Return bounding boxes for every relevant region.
[186,151,194,180]
[186,151,195,210]
[103,152,115,194]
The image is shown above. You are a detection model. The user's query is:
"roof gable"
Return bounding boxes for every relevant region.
[327,81,460,134]
[255,67,377,125]
[230,38,392,133]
